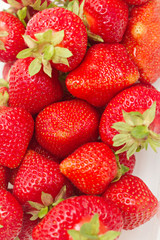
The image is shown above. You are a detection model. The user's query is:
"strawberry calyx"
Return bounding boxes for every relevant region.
[112,102,160,159]
[17,29,73,77]
[0,31,9,51]
[68,213,121,240]
[112,154,129,183]
[27,186,66,220]
[66,0,104,43]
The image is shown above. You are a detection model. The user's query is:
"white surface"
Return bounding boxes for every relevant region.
[0,1,160,240]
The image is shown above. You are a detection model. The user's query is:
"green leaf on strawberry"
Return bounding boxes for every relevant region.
[0,31,9,51]
[17,7,27,27]
[112,101,160,158]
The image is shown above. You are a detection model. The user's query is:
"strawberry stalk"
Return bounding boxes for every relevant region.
[112,101,160,158]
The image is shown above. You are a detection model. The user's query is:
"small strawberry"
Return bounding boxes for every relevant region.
[60,142,119,195]
[118,152,136,174]
[8,57,63,115]
[99,83,160,158]
[0,188,23,240]
[17,7,88,76]
[66,43,139,107]
[82,0,129,43]
[35,99,100,159]
[32,195,123,240]
[0,11,26,62]
[13,150,75,208]
[102,174,159,230]
[122,0,160,83]
[0,106,34,168]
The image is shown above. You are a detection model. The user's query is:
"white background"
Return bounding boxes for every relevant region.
[0,1,160,239]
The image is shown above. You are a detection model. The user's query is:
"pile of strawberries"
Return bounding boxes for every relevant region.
[0,0,160,239]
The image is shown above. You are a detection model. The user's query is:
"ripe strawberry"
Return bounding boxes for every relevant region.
[13,150,75,208]
[99,83,160,158]
[35,99,100,159]
[60,142,118,195]
[118,152,136,174]
[0,106,34,168]
[102,174,159,229]
[17,7,87,76]
[123,0,149,5]
[82,0,129,43]
[32,195,123,240]
[66,43,139,107]
[0,11,26,62]
[122,0,160,83]
[8,57,63,115]
[0,188,23,240]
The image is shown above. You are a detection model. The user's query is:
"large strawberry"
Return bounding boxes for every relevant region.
[102,174,159,230]
[122,0,160,83]
[99,83,160,158]
[8,57,63,115]
[35,99,100,159]
[60,142,119,195]
[66,43,139,107]
[0,188,23,240]
[32,195,123,240]
[0,11,26,62]
[17,7,87,76]
[13,150,75,208]
[82,0,129,43]
[0,106,34,168]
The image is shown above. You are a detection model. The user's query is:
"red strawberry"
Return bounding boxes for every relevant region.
[0,106,34,168]
[32,195,123,240]
[8,57,63,115]
[123,0,149,5]
[66,43,139,107]
[0,188,23,240]
[0,11,26,62]
[18,213,39,240]
[102,174,159,229]
[122,0,160,83]
[82,0,129,43]
[13,150,75,208]
[99,83,160,158]
[60,142,118,195]
[118,152,136,174]
[35,99,100,159]
[17,7,87,76]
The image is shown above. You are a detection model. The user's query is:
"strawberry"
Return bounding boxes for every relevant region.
[118,152,136,174]
[32,195,123,240]
[102,174,159,229]
[82,0,129,43]
[0,106,34,168]
[123,0,149,5]
[99,83,160,158]
[8,57,63,115]
[122,0,160,83]
[35,99,100,159]
[66,43,139,107]
[0,188,23,240]
[60,142,118,195]
[0,11,26,62]
[17,7,88,76]
[13,150,75,208]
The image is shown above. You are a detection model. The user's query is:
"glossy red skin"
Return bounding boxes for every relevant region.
[60,142,118,195]
[8,57,63,115]
[13,150,74,207]
[66,43,139,107]
[102,174,159,230]
[35,99,100,159]
[122,0,160,83]
[0,12,26,62]
[83,0,129,43]
[118,152,136,174]
[123,0,149,5]
[25,7,88,72]
[99,84,160,148]
[18,214,39,240]
[0,107,34,168]
[32,195,124,240]
[0,188,23,240]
